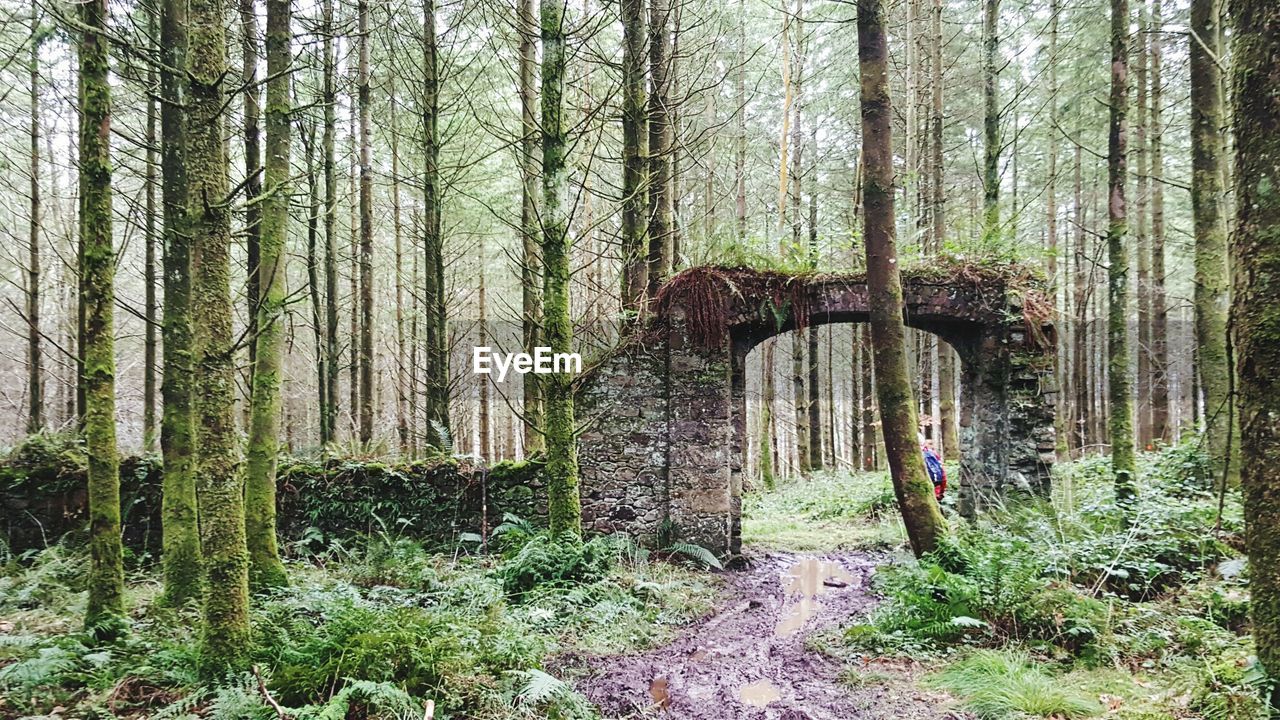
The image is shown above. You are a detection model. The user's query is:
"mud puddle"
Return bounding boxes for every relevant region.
[568,552,953,719]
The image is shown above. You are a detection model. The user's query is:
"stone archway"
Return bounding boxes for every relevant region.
[576,265,1057,558]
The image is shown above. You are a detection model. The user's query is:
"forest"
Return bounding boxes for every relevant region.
[0,0,1278,715]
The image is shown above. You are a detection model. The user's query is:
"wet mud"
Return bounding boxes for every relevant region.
[570,552,958,719]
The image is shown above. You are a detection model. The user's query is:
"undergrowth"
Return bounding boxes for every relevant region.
[742,468,907,551]
[843,442,1263,719]
[0,525,716,720]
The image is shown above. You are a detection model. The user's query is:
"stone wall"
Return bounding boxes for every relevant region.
[577,266,1058,559]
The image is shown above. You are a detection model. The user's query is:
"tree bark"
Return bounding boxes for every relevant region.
[320,0,339,445]
[1191,0,1235,484]
[519,0,543,454]
[245,0,291,590]
[1228,0,1280,710]
[620,0,648,315]
[981,0,1000,247]
[357,0,374,444]
[540,0,581,535]
[240,0,262,377]
[27,9,43,436]
[80,0,125,637]
[1149,0,1169,443]
[1108,0,1136,502]
[423,0,451,450]
[1135,1,1152,447]
[857,0,946,558]
[646,0,673,306]
[189,0,252,672]
[159,0,201,607]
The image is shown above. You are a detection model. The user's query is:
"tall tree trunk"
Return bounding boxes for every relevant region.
[347,102,360,435]
[79,0,124,637]
[792,332,809,474]
[189,0,252,672]
[857,0,946,558]
[930,0,956,459]
[245,0,291,590]
[808,192,823,471]
[761,341,777,488]
[391,83,409,454]
[1228,1,1280,711]
[143,10,158,449]
[1149,0,1169,443]
[519,0,543,454]
[423,0,450,449]
[540,0,581,535]
[240,0,261,377]
[620,0,647,314]
[478,236,491,459]
[322,0,339,446]
[1107,0,1136,501]
[735,0,746,243]
[304,121,326,451]
[27,8,43,436]
[1135,1,1152,447]
[1072,145,1088,454]
[1045,0,1063,456]
[646,0,673,305]
[357,0,374,444]
[981,0,1000,247]
[1191,0,1234,483]
[159,0,200,606]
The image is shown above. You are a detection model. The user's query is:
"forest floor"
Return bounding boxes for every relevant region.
[562,470,957,719]
[568,550,954,719]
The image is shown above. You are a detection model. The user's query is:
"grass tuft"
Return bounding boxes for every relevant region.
[927,650,1101,720]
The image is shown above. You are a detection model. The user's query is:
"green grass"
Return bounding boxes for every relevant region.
[927,650,1102,719]
[741,469,908,551]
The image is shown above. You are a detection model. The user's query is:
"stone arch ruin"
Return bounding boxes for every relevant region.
[576,265,1057,558]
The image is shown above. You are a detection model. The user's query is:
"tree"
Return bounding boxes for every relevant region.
[80,0,125,637]
[189,0,252,673]
[646,0,674,305]
[321,0,339,446]
[1148,0,1169,444]
[620,0,648,315]
[541,0,582,535]
[1228,0,1280,710]
[519,0,544,454]
[857,0,946,559]
[1107,0,1135,502]
[240,0,262,379]
[245,0,291,590]
[423,0,450,451]
[27,8,43,436]
[357,0,375,444]
[1190,0,1234,484]
[981,0,1000,246]
[159,0,201,606]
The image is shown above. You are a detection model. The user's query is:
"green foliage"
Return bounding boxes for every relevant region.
[498,532,615,597]
[927,650,1101,719]
[743,469,907,551]
[849,443,1241,657]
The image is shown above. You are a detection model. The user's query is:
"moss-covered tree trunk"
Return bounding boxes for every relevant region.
[1229,0,1280,711]
[159,0,201,607]
[857,0,946,559]
[541,0,582,536]
[423,0,451,451]
[188,0,252,674]
[1149,0,1169,444]
[245,0,291,591]
[620,0,648,316]
[79,0,125,637]
[981,0,1000,247]
[1107,0,1136,502]
[1191,0,1235,484]
[239,0,261,383]
[645,0,672,307]
[1227,8,1276,700]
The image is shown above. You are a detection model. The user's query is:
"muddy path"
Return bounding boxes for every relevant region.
[568,551,956,719]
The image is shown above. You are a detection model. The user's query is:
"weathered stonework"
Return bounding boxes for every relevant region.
[578,266,1057,558]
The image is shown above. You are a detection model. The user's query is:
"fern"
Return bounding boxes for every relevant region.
[511,668,569,706]
[664,541,723,570]
[295,679,421,720]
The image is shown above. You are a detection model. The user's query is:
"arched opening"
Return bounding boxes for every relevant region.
[577,266,1056,559]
